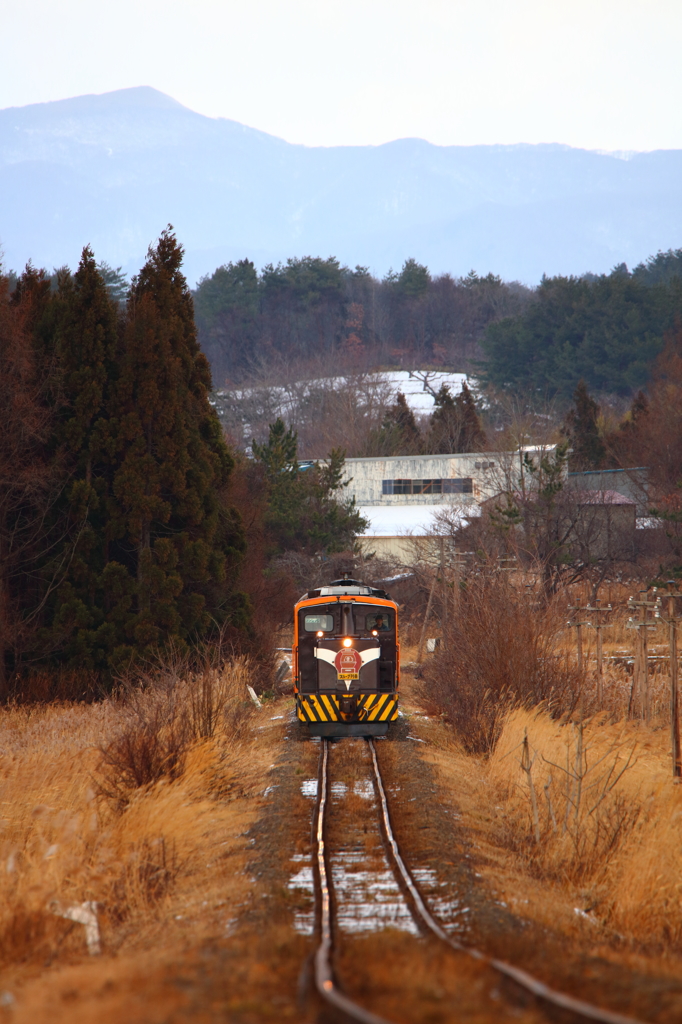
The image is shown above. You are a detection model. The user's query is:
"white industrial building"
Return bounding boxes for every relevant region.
[336,448,553,562]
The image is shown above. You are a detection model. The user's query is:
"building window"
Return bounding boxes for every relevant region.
[474,460,496,470]
[442,478,473,494]
[382,478,473,495]
[411,479,442,494]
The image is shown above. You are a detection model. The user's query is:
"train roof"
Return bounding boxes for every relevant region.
[301,578,391,601]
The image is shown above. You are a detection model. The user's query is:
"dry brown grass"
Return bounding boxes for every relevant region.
[407,571,682,963]
[488,706,682,950]
[96,657,255,808]
[0,657,282,1008]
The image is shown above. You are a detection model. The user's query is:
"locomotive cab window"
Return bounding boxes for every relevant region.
[365,611,392,631]
[304,613,334,632]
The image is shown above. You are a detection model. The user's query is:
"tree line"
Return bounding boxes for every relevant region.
[193,247,682,402]
[482,250,682,399]
[4,230,682,693]
[193,256,530,386]
[563,325,682,495]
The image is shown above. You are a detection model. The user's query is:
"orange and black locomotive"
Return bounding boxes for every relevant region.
[293,577,399,737]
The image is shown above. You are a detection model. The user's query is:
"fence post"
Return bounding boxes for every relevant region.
[640,594,650,724]
[664,583,682,780]
[627,589,661,721]
[595,607,604,705]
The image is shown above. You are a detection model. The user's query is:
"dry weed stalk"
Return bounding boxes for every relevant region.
[519,730,541,844]
[493,711,640,881]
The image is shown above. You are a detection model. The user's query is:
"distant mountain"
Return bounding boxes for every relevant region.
[2,86,682,286]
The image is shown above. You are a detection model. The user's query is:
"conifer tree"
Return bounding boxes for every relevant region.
[373,392,423,455]
[253,418,367,555]
[44,248,121,665]
[251,418,301,550]
[426,381,486,454]
[563,380,606,470]
[0,270,57,691]
[106,229,246,665]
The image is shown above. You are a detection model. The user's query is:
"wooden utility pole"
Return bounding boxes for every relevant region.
[568,598,612,708]
[660,583,682,780]
[439,538,448,637]
[586,598,612,706]
[627,590,661,723]
[568,602,591,673]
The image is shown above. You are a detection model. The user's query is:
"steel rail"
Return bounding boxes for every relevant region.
[312,739,393,1024]
[368,738,648,1024]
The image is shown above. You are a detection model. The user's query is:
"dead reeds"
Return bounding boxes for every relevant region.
[488,706,682,949]
[0,657,263,972]
[97,656,255,808]
[414,572,682,950]
[490,710,641,881]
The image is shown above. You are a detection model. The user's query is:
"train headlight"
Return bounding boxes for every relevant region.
[316,631,324,637]
[342,637,352,647]
[371,630,378,636]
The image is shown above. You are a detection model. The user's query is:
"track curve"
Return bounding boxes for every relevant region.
[367,738,647,1024]
[310,735,651,1024]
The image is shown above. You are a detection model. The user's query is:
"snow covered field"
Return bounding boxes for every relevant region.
[356,371,469,414]
[358,503,480,537]
[212,369,472,423]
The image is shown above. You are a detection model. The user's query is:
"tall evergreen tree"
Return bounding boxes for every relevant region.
[426,381,486,454]
[0,270,59,691]
[563,379,606,470]
[44,248,121,665]
[369,392,422,456]
[253,418,367,555]
[251,418,301,551]
[105,228,246,664]
[63,228,248,667]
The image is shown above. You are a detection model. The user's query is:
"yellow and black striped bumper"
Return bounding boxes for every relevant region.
[296,692,399,724]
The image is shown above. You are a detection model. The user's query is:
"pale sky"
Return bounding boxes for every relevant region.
[1,0,681,151]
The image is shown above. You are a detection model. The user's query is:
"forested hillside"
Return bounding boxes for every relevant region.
[481,249,682,398]
[193,257,530,385]
[195,248,682,399]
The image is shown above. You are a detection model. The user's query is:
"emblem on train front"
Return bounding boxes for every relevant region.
[334,648,362,680]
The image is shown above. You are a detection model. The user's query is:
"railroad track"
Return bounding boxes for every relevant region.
[310,736,648,1024]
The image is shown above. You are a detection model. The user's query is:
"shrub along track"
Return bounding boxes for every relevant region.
[309,733,658,1024]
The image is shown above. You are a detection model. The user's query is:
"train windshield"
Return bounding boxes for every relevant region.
[363,610,393,631]
[304,613,334,632]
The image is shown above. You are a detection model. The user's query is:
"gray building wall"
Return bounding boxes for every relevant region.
[336,448,556,507]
